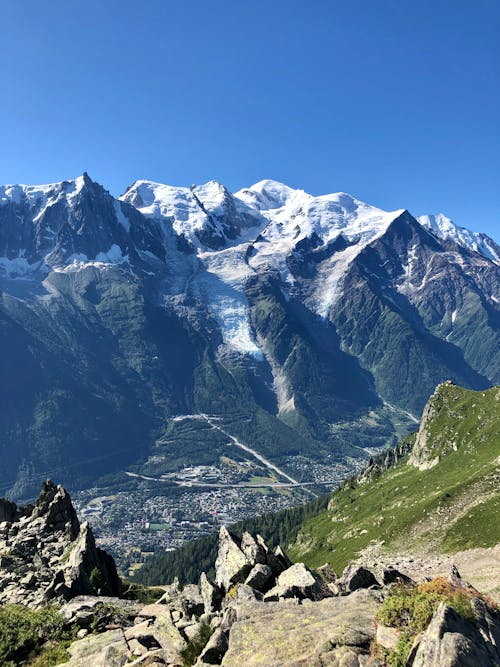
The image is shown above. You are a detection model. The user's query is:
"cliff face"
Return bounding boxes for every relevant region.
[0,480,121,607]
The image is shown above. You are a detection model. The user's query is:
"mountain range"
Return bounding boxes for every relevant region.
[0,174,498,498]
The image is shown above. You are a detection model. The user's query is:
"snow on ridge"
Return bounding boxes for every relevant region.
[0,175,86,207]
[120,180,214,247]
[53,244,130,273]
[418,213,499,264]
[240,185,404,315]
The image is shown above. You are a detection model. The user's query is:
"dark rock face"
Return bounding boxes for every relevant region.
[0,480,121,606]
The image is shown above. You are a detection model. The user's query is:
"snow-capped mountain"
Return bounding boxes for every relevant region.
[0,174,498,498]
[417,213,500,264]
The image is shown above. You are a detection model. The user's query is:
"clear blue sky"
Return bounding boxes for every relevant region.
[1,0,498,237]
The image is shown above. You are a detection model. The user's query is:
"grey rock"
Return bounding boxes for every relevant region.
[235,583,263,602]
[263,562,333,602]
[244,563,273,592]
[63,628,130,667]
[316,563,337,583]
[381,566,414,586]
[151,614,187,664]
[0,481,121,607]
[376,623,400,650]
[197,626,228,665]
[221,589,380,666]
[413,601,500,666]
[341,565,380,592]
[214,527,251,592]
[200,572,223,613]
[61,595,141,623]
[240,531,267,565]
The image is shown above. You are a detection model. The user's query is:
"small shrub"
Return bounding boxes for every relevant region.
[28,641,70,667]
[376,577,478,666]
[89,566,106,592]
[181,621,213,667]
[225,584,238,600]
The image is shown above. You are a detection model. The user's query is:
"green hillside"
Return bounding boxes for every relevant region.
[289,383,500,573]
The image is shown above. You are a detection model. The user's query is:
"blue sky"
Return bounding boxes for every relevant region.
[0,0,498,237]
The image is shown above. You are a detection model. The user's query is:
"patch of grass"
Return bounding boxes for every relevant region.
[0,604,72,667]
[441,493,500,552]
[28,641,70,667]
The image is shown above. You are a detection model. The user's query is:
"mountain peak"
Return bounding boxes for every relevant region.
[236,179,298,210]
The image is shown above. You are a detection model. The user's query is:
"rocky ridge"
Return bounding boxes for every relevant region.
[0,480,121,607]
[1,484,499,666]
[60,527,500,666]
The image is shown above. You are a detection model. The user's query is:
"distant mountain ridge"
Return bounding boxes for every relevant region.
[0,174,498,497]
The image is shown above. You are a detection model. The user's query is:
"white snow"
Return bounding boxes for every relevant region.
[120,180,220,248]
[114,200,131,232]
[3,173,497,361]
[53,245,129,273]
[196,245,261,356]
[120,178,406,351]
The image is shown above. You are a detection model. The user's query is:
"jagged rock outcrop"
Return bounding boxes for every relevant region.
[263,562,333,602]
[0,480,121,606]
[412,600,500,666]
[409,380,456,470]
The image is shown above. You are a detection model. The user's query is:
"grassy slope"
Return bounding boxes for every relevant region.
[289,384,500,573]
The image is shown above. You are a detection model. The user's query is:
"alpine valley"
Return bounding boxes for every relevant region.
[1,174,499,563]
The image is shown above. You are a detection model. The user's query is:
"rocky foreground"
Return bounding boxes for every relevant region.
[1,483,500,666]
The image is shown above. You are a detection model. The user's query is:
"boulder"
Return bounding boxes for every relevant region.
[200,572,223,613]
[150,614,187,664]
[376,623,400,650]
[62,628,130,667]
[340,565,380,592]
[137,604,171,619]
[263,562,333,602]
[316,563,337,583]
[196,626,228,665]
[381,566,414,586]
[215,527,251,591]
[240,532,267,565]
[235,583,262,602]
[60,595,141,623]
